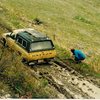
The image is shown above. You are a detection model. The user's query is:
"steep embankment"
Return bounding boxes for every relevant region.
[0,0,100,98]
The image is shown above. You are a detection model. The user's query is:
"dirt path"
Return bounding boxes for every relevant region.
[31,62,100,99]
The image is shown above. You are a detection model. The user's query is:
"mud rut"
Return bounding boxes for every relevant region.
[28,60,100,99]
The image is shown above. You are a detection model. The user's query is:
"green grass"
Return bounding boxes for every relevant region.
[55,45,100,78]
[0,47,59,98]
[0,0,100,73]
[0,0,100,97]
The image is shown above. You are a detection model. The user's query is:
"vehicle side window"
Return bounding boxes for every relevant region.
[17,37,27,49]
[22,40,27,48]
[17,37,22,44]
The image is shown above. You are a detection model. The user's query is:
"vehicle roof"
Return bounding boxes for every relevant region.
[17,30,50,42]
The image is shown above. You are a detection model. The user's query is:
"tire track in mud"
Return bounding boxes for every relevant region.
[39,72,74,99]
[53,60,100,99]
[34,65,89,99]
[29,60,100,99]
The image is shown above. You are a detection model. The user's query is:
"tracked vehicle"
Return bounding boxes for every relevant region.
[1,28,56,65]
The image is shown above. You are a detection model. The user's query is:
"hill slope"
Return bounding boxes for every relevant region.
[0,0,100,98]
[0,0,100,72]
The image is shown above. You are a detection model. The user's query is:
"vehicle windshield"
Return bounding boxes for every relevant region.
[30,41,54,51]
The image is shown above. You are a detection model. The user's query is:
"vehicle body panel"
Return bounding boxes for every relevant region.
[1,28,56,62]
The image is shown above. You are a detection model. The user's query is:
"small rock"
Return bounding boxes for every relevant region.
[83,83,86,85]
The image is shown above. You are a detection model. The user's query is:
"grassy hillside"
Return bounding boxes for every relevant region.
[0,0,100,71]
[0,0,100,98]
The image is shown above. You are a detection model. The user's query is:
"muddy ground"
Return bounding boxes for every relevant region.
[31,61,100,99]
